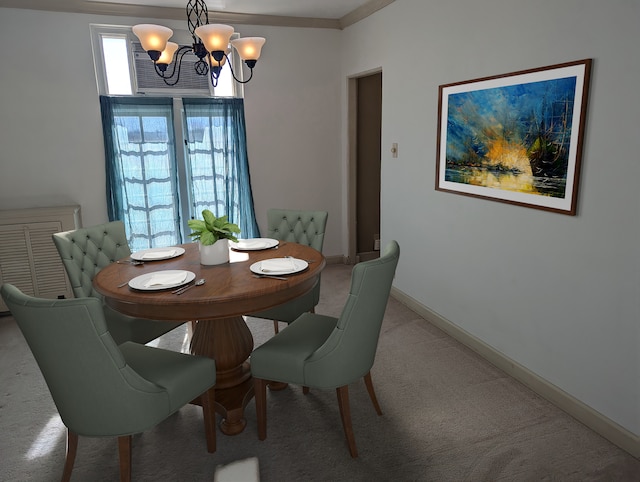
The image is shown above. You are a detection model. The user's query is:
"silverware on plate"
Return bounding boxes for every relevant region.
[253,274,288,281]
[173,278,206,295]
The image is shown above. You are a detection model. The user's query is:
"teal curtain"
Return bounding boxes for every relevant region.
[101,96,259,251]
[100,96,182,250]
[183,97,259,239]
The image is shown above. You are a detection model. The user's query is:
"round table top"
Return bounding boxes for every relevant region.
[93,241,326,321]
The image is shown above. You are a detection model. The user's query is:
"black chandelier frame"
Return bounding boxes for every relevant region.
[144,0,256,88]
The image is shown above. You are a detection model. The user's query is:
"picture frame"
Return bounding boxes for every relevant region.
[436,59,592,215]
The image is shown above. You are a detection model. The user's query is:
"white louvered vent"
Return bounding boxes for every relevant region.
[0,206,81,313]
[132,42,213,96]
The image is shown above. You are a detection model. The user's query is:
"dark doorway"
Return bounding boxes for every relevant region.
[355,72,382,262]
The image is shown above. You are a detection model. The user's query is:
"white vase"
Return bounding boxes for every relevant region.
[199,239,230,265]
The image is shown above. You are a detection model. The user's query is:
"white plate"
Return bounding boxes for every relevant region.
[128,270,195,291]
[231,238,279,251]
[131,246,185,261]
[250,258,308,276]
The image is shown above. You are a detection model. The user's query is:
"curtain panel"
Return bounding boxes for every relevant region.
[182,97,259,239]
[100,95,259,251]
[100,96,182,250]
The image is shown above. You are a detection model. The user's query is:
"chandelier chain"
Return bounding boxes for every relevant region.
[186,0,209,41]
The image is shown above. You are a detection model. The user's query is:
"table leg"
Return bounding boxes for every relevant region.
[190,316,254,435]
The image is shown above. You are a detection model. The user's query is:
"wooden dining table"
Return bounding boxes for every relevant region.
[93,241,325,435]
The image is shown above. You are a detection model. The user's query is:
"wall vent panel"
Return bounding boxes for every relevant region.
[0,206,81,312]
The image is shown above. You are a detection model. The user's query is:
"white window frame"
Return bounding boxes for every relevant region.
[90,24,244,98]
[90,24,137,96]
[93,24,250,239]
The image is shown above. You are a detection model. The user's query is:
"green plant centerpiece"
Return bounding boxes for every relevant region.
[188,209,240,265]
[188,209,240,245]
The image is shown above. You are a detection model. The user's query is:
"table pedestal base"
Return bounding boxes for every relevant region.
[190,316,254,435]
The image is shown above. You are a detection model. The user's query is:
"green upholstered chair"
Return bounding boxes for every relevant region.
[52,221,184,345]
[250,208,328,333]
[1,283,217,482]
[251,240,400,458]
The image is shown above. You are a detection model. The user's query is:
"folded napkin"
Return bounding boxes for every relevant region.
[261,258,296,273]
[140,249,177,260]
[143,271,187,287]
[238,240,268,249]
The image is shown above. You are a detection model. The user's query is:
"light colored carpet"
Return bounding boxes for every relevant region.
[1,264,639,481]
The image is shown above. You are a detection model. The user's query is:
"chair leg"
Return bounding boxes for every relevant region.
[273,320,279,334]
[61,429,78,482]
[254,378,268,440]
[117,436,132,482]
[201,386,217,453]
[336,385,358,458]
[364,371,383,416]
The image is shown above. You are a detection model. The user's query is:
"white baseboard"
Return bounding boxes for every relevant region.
[325,254,347,265]
[390,287,640,460]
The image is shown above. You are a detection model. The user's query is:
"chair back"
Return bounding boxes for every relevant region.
[305,241,400,387]
[266,209,328,251]
[52,221,131,299]
[1,284,171,437]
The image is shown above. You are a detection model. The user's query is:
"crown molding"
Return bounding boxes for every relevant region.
[0,0,396,29]
[339,0,395,29]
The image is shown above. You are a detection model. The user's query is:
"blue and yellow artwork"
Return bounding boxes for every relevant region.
[444,76,578,198]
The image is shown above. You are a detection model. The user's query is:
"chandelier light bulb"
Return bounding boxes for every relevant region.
[157,42,179,65]
[195,24,235,53]
[132,24,173,53]
[230,37,266,61]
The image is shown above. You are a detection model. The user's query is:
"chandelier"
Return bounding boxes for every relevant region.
[132,0,266,88]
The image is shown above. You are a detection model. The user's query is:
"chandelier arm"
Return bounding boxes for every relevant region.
[209,68,219,88]
[155,46,194,86]
[207,54,222,88]
[223,53,255,85]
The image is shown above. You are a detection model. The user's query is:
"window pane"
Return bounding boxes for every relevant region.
[214,58,235,97]
[185,113,233,216]
[102,37,132,95]
[182,98,260,239]
[108,102,181,250]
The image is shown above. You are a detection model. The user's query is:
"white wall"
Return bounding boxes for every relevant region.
[239,24,342,255]
[0,8,343,256]
[341,0,639,437]
[0,10,105,220]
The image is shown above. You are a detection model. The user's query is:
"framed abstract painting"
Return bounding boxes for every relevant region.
[436,59,592,215]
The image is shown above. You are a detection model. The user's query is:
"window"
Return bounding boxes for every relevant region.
[90,24,239,97]
[92,25,259,251]
[102,36,132,95]
[101,96,259,252]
